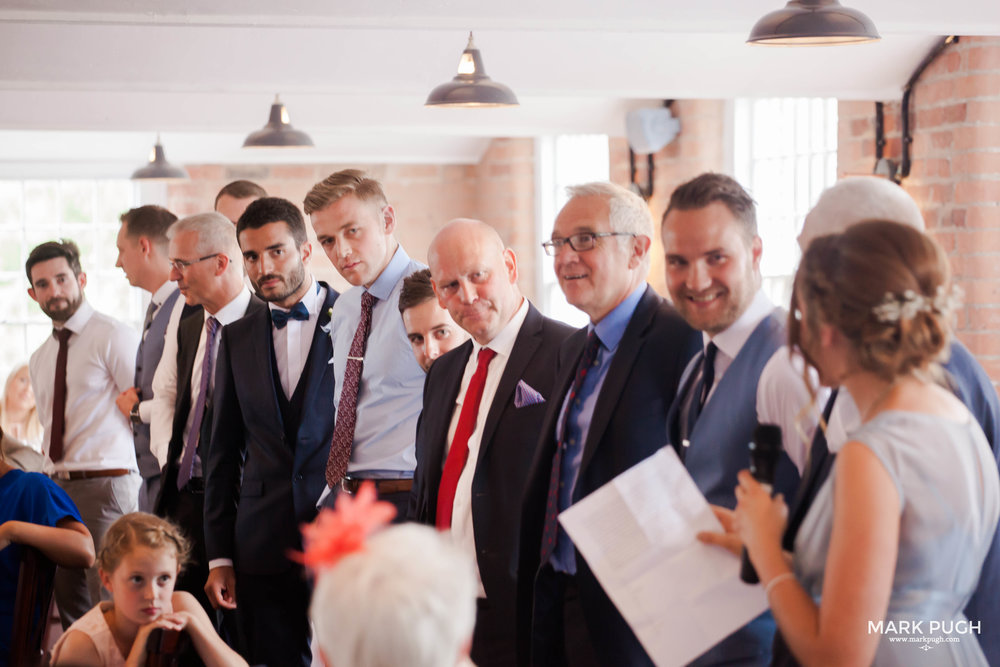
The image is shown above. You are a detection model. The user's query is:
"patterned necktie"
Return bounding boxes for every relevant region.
[177,316,219,490]
[134,300,158,388]
[48,328,72,463]
[326,291,378,488]
[540,331,602,562]
[271,301,309,329]
[436,347,498,530]
[685,341,718,439]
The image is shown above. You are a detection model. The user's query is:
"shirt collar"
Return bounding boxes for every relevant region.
[472,297,529,360]
[267,276,320,315]
[209,287,252,326]
[366,245,410,301]
[706,289,774,359]
[592,283,646,353]
[150,281,177,307]
[61,299,94,335]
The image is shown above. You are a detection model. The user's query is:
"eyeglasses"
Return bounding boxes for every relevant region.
[541,232,635,256]
[169,253,220,273]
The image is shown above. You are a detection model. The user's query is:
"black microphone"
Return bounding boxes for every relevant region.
[740,423,783,584]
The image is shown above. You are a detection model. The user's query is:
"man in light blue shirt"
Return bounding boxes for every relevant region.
[305,169,425,518]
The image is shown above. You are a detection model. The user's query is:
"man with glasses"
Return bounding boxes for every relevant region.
[518,182,700,666]
[151,212,261,624]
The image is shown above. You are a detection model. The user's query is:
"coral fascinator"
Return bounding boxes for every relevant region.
[293,481,397,570]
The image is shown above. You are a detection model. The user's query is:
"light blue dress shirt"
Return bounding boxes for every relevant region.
[551,283,646,574]
[328,246,426,477]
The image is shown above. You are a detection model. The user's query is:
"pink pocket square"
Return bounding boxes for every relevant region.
[514,380,545,408]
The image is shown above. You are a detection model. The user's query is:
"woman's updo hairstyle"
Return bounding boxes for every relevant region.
[790,220,955,382]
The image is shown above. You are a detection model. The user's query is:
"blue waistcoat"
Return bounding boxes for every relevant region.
[667,310,801,666]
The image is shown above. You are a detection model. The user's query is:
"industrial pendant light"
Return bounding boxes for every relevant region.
[131,135,188,180]
[425,32,519,108]
[748,0,880,46]
[243,95,315,147]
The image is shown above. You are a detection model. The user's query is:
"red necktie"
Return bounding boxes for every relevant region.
[326,291,378,488]
[48,328,72,463]
[436,347,497,530]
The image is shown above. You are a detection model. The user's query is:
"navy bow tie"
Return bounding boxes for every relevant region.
[272,302,309,329]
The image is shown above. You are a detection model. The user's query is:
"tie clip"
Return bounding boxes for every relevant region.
[347,356,364,361]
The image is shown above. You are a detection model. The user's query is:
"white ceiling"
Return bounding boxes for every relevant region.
[1,0,998,174]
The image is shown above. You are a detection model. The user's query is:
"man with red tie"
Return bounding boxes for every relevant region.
[410,219,572,666]
[26,240,140,628]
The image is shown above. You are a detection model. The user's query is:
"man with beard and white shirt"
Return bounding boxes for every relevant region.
[204,197,338,667]
[26,239,140,627]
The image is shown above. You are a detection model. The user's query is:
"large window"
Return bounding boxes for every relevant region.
[0,179,142,373]
[733,98,838,309]
[535,135,610,327]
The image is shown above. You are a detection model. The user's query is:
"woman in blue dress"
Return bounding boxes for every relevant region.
[705,220,999,666]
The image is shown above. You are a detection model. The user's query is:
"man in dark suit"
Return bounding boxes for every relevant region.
[151,211,258,621]
[112,204,179,512]
[518,183,700,666]
[203,197,338,667]
[411,219,573,666]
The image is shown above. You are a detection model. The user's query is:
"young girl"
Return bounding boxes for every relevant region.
[51,513,246,667]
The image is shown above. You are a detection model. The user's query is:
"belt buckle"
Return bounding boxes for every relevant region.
[339,477,357,495]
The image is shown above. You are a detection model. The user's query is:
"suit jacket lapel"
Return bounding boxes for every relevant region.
[293,286,338,424]
[426,342,473,500]
[478,305,543,460]
[579,286,657,474]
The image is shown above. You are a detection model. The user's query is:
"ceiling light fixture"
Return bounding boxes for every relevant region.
[425,32,519,108]
[747,0,880,46]
[243,95,315,147]
[131,135,188,180]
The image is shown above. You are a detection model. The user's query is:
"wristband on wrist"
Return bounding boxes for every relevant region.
[129,401,141,425]
[765,572,796,597]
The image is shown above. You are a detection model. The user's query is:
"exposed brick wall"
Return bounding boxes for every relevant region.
[166,138,537,300]
[609,99,727,296]
[839,36,1000,386]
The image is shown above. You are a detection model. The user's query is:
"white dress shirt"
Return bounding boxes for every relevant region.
[149,290,192,466]
[445,298,529,597]
[137,280,181,424]
[29,300,140,472]
[268,278,324,398]
[687,289,827,473]
[176,289,253,478]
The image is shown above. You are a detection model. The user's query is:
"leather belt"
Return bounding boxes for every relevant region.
[340,477,413,495]
[52,468,131,481]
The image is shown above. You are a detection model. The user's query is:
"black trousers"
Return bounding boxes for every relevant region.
[236,567,312,667]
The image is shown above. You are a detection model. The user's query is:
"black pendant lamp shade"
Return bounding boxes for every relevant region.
[425,32,519,108]
[131,137,188,180]
[748,0,880,46]
[243,95,315,147]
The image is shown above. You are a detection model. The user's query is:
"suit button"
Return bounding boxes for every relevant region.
[295,473,304,481]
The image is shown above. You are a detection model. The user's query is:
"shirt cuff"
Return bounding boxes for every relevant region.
[208,558,234,570]
[138,399,153,424]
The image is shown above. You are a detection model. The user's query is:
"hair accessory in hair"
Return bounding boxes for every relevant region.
[292,481,396,571]
[872,284,962,323]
